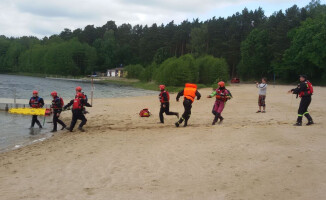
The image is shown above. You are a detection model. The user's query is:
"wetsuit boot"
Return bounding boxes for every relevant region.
[212,113,220,125]
[175,117,184,127]
[304,113,314,125]
[219,116,224,124]
[294,116,302,126]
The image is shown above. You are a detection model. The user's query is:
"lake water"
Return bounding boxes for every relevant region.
[0,74,156,152]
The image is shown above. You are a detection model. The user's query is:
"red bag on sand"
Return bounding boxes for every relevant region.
[139,108,151,117]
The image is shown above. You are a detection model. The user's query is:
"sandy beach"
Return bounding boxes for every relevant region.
[0,84,325,200]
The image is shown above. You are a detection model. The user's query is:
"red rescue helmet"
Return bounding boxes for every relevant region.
[159,85,165,90]
[76,86,82,92]
[77,92,84,98]
[33,90,38,95]
[51,91,57,97]
[218,81,225,87]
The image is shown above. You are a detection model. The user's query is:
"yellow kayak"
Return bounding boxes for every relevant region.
[9,108,51,116]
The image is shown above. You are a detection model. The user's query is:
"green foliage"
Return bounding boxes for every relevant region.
[125,64,145,79]
[196,55,229,85]
[279,14,326,81]
[238,29,272,80]
[154,54,198,86]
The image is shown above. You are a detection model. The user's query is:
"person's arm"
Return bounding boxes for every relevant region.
[39,98,45,108]
[176,90,184,101]
[258,84,267,89]
[196,90,201,100]
[291,83,306,94]
[207,91,217,98]
[63,100,74,109]
[81,99,92,107]
[29,98,32,107]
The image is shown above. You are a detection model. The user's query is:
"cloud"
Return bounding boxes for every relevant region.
[0,0,309,38]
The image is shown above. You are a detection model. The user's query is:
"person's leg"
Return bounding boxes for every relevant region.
[217,101,225,123]
[78,114,87,132]
[257,96,262,112]
[295,98,305,126]
[261,96,266,112]
[52,113,58,131]
[31,115,37,127]
[159,104,165,123]
[69,114,78,132]
[164,103,178,117]
[35,116,42,128]
[183,101,192,127]
[303,96,313,125]
[176,100,190,127]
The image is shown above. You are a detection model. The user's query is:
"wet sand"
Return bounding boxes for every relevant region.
[0,84,325,200]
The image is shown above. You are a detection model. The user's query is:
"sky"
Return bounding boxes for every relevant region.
[0,0,318,38]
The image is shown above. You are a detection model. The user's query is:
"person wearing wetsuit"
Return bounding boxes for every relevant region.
[158,85,179,123]
[289,75,314,126]
[50,91,66,132]
[175,83,201,127]
[64,92,92,132]
[29,90,44,128]
[207,81,232,125]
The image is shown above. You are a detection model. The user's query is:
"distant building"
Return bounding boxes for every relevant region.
[107,68,126,77]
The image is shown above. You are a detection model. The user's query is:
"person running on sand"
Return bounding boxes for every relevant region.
[256,77,267,113]
[50,91,66,132]
[63,92,92,132]
[175,83,201,127]
[207,81,232,125]
[158,85,179,123]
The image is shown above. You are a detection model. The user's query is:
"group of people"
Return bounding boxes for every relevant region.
[159,81,232,127]
[29,75,314,133]
[29,86,92,132]
[158,75,315,127]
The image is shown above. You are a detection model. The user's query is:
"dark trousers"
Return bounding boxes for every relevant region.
[297,96,313,123]
[159,102,178,123]
[31,115,41,128]
[69,111,87,131]
[53,111,66,131]
[177,99,192,125]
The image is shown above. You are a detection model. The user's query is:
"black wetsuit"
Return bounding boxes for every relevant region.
[64,99,91,131]
[29,96,44,128]
[291,82,313,124]
[159,91,178,123]
[51,97,66,131]
[176,89,201,126]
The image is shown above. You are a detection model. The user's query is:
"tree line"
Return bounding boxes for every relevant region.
[0,0,325,85]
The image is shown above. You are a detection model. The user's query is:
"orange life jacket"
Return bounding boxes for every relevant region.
[183,83,197,102]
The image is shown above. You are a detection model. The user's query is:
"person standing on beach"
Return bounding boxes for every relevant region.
[175,83,201,127]
[29,90,44,128]
[50,91,66,132]
[207,81,232,125]
[256,77,267,113]
[288,75,314,126]
[64,92,92,132]
[158,85,179,123]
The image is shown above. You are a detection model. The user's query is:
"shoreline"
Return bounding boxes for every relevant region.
[0,85,325,199]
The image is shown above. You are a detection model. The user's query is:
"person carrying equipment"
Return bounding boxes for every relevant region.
[29,90,44,128]
[175,83,201,127]
[50,91,66,132]
[63,92,92,132]
[255,77,267,113]
[75,86,89,114]
[158,85,179,123]
[207,81,232,125]
[288,75,314,126]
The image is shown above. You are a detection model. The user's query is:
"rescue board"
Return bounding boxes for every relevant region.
[9,108,51,116]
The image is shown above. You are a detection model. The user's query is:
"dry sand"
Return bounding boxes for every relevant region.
[0,84,325,200]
